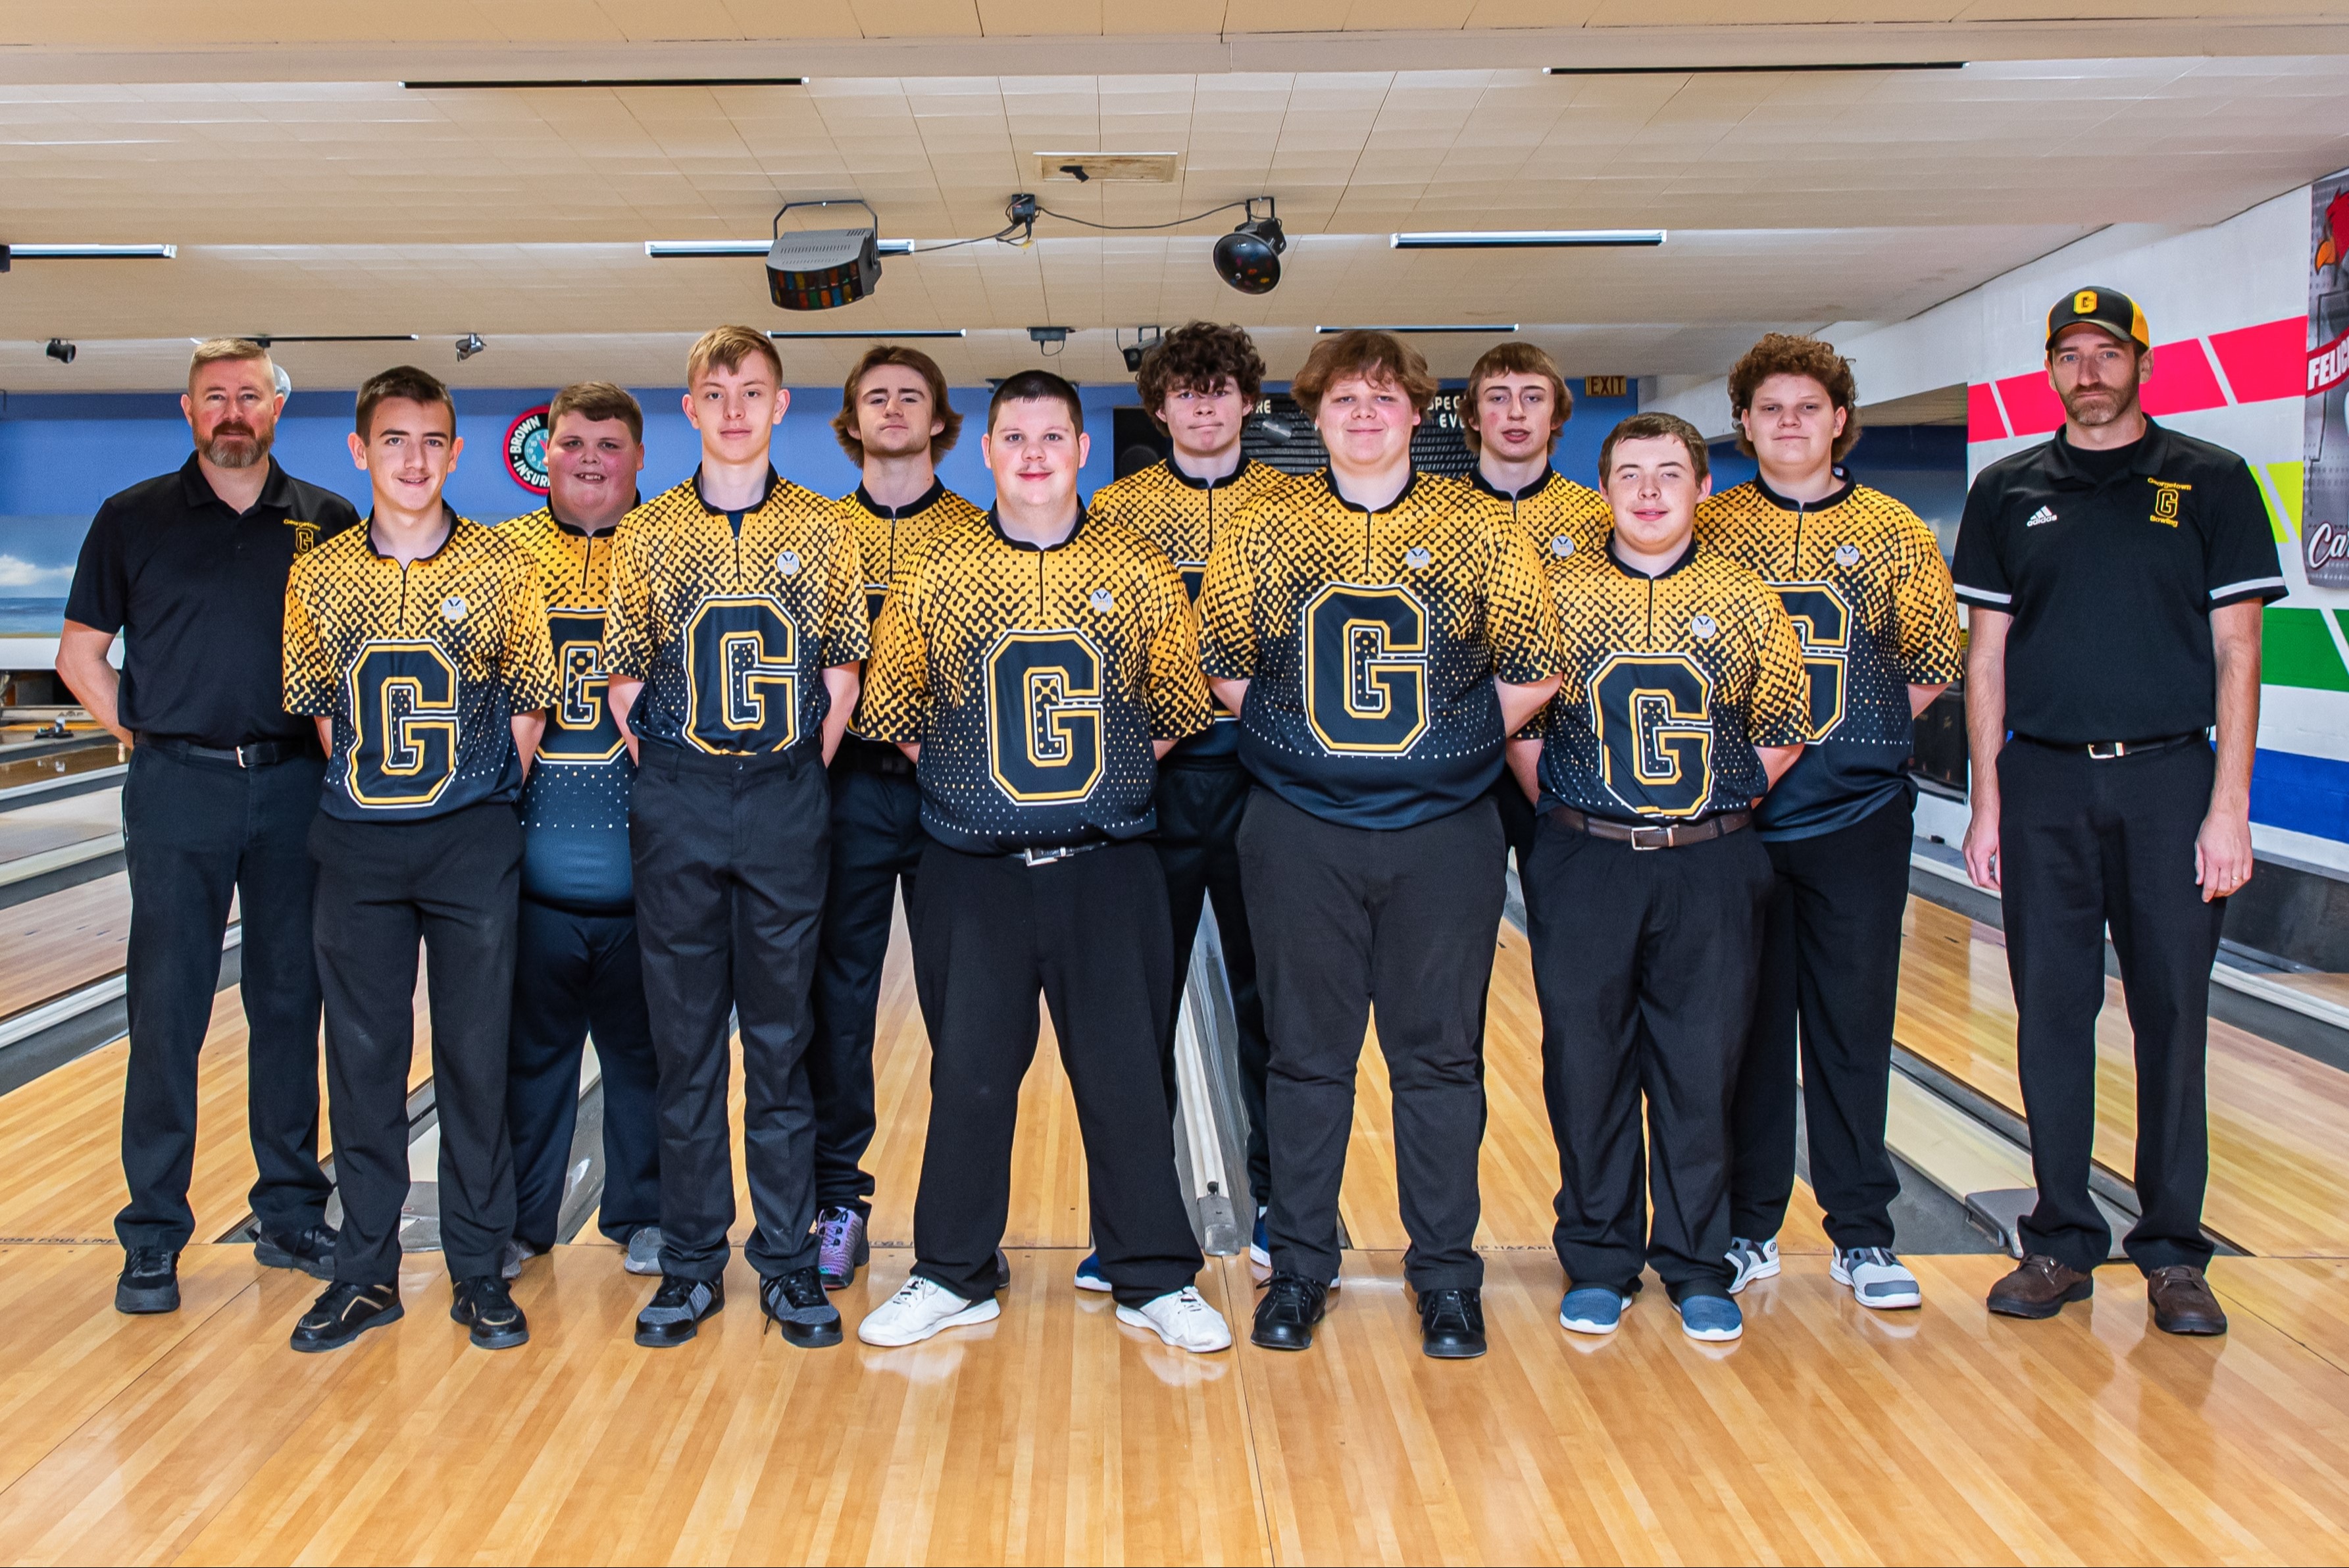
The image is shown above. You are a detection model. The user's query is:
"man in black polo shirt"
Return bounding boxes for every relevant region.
[59,338,359,1316]
[1956,286,2285,1335]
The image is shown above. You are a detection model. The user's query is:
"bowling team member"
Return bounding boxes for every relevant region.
[1509,413,1809,1344]
[1701,335,1961,1311]
[280,365,558,1352]
[853,371,1229,1353]
[1957,288,2283,1334]
[499,383,663,1278]
[1088,320,1289,1277]
[807,346,986,1291]
[605,326,867,1350]
[59,338,359,1315]
[1198,330,1563,1359]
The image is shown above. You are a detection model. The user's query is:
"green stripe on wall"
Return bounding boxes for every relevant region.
[2266,607,2349,691]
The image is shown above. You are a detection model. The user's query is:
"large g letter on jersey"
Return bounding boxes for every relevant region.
[347,640,460,809]
[542,609,624,764]
[1303,583,1429,755]
[1774,582,1851,739]
[986,630,1105,803]
[683,594,799,753]
[1592,653,1715,819]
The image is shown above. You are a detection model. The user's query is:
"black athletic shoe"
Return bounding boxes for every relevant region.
[760,1266,844,1348]
[255,1223,339,1281]
[995,1248,1012,1292]
[635,1274,725,1348]
[1417,1287,1486,1359]
[114,1246,180,1315]
[1250,1273,1328,1352]
[449,1275,530,1350]
[290,1280,403,1352]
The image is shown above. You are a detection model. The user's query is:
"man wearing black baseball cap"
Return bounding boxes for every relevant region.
[1954,286,2284,1334]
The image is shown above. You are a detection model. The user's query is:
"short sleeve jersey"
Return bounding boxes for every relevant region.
[501,505,635,913]
[859,509,1212,853]
[1196,469,1563,829]
[1952,421,2286,744]
[1696,476,1963,840]
[1534,540,1811,823]
[1088,457,1294,764]
[603,469,869,756]
[283,511,559,823]
[1471,467,1615,570]
[838,480,988,741]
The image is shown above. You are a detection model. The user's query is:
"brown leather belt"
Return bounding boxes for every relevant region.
[1546,805,1752,850]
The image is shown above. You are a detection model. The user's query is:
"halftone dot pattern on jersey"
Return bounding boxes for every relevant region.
[1484,470,1616,569]
[837,483,988,736]
[501,506,634,834]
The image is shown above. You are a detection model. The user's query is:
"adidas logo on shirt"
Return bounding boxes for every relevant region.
[2026,505,2059,527]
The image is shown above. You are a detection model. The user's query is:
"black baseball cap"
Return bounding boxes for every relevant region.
[2046,286,2149,352]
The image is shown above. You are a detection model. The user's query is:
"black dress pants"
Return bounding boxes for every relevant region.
[1727,794,1915,1252]
[1151,761,1272,1209]
[907,839,1201,1309]
[1525,814,1773,1299]
[631,744,828,1284]
[807,749,923,1219]
[116,742,331,1253]
[1238,789,1502,1294]
[507,898,661,1250]
[2000,738,2225,1276]
[311,804,522,1288]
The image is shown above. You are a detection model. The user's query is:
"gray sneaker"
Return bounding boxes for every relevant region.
[624,1227,665,1277]
[815,1208,867,1290]
[499,1238,540,1282]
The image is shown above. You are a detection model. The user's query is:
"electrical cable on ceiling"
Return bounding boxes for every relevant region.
[1030,198,1256,233]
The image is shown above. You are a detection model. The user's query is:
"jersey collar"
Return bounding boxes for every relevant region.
[551,493,641,537]
[986,504,1090,553]
[851,477,947,518]
[1161,455,1252,491]
[691,465,780,517]
[361,501,461,563]
[1750,468,1854,513]
[1467,466,1558,504]
[1321,467,1419,513]
[178,452,299,516]
[2045,419,2169,488]
[1604,532,1699,581]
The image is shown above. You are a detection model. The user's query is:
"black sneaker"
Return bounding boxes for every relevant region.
[1250,1273,1328,1352]
[761,1265,844,1348]
[995,1248,1012,1292]
[290,1280,403,1352]
[449,1275,529,1350]
[114,1246,180,1315]
[1417,1286,1486,1359]
[635,1274,725,1348]
[255,1222,338,1281]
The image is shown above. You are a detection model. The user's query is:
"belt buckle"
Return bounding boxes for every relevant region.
[2086,741,2125,761]
[233,744,252,769]
[1021,845,1072,867]
[1629,823,1671,851]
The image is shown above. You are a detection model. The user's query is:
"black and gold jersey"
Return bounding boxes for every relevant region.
[1196,469,1562,830]
[284,508,559,824]
[1696,476,1963,839]
[1534,540,1811,824]
[859,509,1212,853]
[501,505,635,913]
[838,479,988,745]
[1471,467,1614,574]
[604,468,868,757]
[1090,456,1293,765]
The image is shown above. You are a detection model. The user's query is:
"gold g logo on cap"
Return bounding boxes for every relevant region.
[2074,290,2098,315]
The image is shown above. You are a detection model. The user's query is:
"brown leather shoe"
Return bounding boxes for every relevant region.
[2146,1265,2228,1336]
[1986,1253,2094,1319]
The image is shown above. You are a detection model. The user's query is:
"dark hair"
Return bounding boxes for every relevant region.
[833,345,962,463]
[988,369,1084,435]
[355,365,455,440]
[1461,341,1571,453]
[1290,330,1438,420]
[549,380,644,444]
[1726,333,1861,463]
[1598,412,1710,486]
[1135,322,1265,431]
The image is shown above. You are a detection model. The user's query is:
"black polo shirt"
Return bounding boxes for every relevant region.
[1952,420,2285,745]
[65,454,360,748]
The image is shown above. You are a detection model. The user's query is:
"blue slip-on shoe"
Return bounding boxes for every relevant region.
[1677,1292,1744,1342]
[1559,1285,1630,1336]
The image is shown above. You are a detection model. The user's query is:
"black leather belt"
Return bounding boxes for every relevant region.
[2018,731,2204,761]
[141,734,317,769]
[1546,805,1751,849]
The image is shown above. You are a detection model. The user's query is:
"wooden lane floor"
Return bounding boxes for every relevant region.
[0,786,120,867]
[0,873,134,1019]
[5,1246,2349,1563]
[1896,896,2349,1257]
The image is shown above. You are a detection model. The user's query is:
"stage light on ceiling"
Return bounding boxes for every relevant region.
[1120,326,1163,373]
[45,338,76,364]
[767,199,883,311]
[1213,199,1285,295]
[456,332,486,361]
[1391,230,1665,249]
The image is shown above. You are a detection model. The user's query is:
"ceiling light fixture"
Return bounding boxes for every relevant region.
[769,329,966,340]
[45,338,76,364]
[767,199,883,311]
[1316,324,1521,334]
[455,332,486,361]
[1392,230,1665,249]
[403,76,807,89]
[1546,61,1963,74]
[648,239,913,258]
[1028,326,1071,357]
[1213,198,1286,295]
[1,243,176,270]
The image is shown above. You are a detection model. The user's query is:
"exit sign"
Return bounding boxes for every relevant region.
[1585,375,1628,398]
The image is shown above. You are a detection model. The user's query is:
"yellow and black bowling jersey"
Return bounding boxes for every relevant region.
[284,509,559,823]
[501,505,636,913]
[859,509,1213,853]
[1534,540,1811,824]
[1696,476,1962,839]
[1196,469,1561,829]
[838,479,988,742]
[1090,456,1292,765]
[604,469,868,756]
[1472,466,1614,572]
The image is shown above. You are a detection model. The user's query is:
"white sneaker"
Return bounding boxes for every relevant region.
[1831,1247,1922,1310]
[857,1275,1001,1347]
[1725,1236,1779,1295]
[1116,1286,1232,1353]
